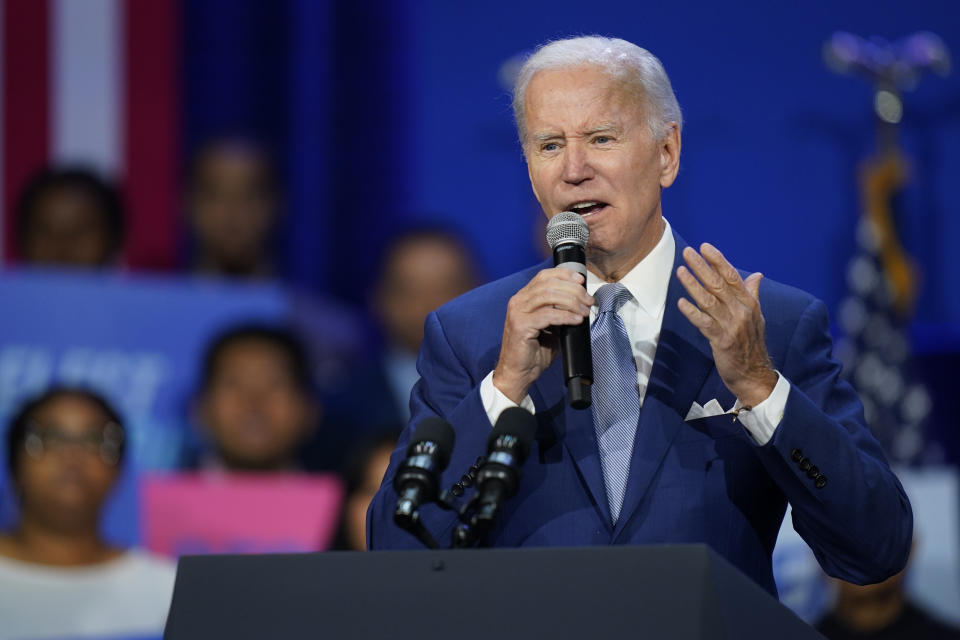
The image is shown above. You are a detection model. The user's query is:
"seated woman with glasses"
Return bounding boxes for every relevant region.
[0,387,176,639]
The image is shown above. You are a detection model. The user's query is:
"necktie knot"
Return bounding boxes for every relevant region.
[594,283,632,315]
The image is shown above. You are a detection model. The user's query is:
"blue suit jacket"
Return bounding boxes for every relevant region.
[368,230,912,594]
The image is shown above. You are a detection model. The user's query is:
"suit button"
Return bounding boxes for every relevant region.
[806,465,819,479]
[799,458,812,472]
[815,475,827,489]
[791,448,803,463]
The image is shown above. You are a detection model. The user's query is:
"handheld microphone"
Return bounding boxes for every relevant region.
[393,417,455,533]
[472,407,538,530]
[546,211,593,409]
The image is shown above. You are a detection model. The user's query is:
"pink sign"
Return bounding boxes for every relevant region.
[141,472,344,557]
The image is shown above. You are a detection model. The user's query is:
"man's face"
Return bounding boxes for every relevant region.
[22,186,114,267]
[523,65,680,276]
[376,238,476,354]
[201,341,315,470]
[189,145,277,274]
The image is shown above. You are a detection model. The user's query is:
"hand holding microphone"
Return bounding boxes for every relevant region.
[492,211,593,407]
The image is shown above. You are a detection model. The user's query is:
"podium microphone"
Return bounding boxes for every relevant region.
[546,211,593,409]
[472,407,537,531]
[393,417,455,543]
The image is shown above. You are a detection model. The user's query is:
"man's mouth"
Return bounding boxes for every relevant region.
[567,201,608,218]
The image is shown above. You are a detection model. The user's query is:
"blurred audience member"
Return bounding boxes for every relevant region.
[187,137,280,279]
[373,228,479,411]
[0,387,175,638]
[195,324,319,471]
[16,166,125,268]
[317,227,478,469]
[331,431,400,551]
[816,562,960,639]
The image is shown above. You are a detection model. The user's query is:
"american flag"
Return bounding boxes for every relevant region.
[834,212,933,465]
[2,0,180,269]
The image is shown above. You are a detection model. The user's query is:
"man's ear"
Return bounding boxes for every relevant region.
[658,122,681,188]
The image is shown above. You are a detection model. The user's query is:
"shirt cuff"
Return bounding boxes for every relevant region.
[480,370,536,427]
[732,372,790,445]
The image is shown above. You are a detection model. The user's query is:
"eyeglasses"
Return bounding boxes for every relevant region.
[23,423,124,466]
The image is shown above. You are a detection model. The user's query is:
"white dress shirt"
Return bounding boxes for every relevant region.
[479,218,789,445]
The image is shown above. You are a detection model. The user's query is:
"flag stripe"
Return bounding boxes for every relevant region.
[3,0,50,261]
[124,0,179,269]
[51,0,122,176]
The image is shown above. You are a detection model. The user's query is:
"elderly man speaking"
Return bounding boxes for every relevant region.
[367,35,911,594]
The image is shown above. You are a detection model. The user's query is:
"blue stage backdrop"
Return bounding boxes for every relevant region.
[183,0,960,329]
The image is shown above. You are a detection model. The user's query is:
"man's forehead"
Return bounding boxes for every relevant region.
[524,67,642,132]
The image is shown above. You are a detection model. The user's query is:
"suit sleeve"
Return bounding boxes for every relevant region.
[754,297,912,584]
[367,309,496,549]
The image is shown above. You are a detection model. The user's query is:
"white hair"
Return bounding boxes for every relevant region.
[512,36,683,145]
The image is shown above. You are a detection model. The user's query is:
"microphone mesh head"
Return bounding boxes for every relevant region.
[408,417,456,469]
[546,211,589,250]
[489,407,537,460]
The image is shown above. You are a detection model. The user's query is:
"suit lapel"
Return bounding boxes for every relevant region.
[613,232,717,537]
[530,359,612,532]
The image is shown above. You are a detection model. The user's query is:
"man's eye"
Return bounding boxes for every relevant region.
[542,143,559,152]
[594,136,611,144]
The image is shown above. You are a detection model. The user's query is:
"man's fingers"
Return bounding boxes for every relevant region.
[682,247,724,289]
[677,297,720,338]
[699,243,760,309]
[677,265,728,321]
[525,284,592,314]
[700,243,742,286]
[744,272,763,300]
[545,308,590,327]
[534,267,585,286]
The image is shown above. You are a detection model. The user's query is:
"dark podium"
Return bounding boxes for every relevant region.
[165,544,823,639]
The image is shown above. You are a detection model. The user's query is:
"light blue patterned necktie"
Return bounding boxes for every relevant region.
[591,282,640,524]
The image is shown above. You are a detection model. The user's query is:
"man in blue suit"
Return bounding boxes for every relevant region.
[367,36,912,594]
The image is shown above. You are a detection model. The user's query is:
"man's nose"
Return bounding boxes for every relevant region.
[561,145,594,184]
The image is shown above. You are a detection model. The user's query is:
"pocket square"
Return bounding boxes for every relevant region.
[684,398,733,421]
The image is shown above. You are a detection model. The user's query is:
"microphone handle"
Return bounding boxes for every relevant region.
[553,242,593,409]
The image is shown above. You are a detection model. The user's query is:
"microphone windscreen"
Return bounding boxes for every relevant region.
[546,211,589,250]
[489,407,537,459]
[408,417,456,468]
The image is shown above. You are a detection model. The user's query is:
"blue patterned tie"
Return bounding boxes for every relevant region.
[591,283,640,524]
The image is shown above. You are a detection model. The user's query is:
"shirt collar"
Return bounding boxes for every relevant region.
[586,217,675,317]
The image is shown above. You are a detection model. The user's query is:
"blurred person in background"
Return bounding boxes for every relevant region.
[193,324,320,471]
[330,431,400,551]
[316,227,479,469]
[15,166,125,268]
[816,555,960,639]
[186,137,281,279]
[0,387,175,639]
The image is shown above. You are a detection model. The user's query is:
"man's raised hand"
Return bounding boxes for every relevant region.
[676,243,777,407]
